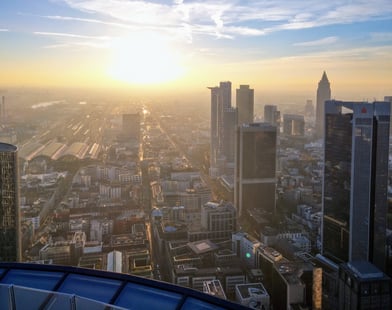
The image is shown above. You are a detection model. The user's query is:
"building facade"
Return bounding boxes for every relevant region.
[235,123,277,216]
[0,143,20,262]
[315,71,331,138]
[209,82,238,176]
[322,100,390,271]
[236,85,254,125]
[264,105,280,127]
[283,114,305,136]
[338,261,391,309]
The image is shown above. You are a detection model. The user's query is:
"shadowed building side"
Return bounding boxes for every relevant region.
[322,100,390,272]
[0,142,20,262]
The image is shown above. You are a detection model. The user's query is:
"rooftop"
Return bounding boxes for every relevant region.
[0,262,248,310]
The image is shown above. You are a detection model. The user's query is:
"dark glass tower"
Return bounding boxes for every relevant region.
[322,100,390,271]
[235,123,277,216]
[315,71,331,138]
[0,142,20,262]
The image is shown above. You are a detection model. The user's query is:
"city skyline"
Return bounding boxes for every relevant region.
[0,0,391,103]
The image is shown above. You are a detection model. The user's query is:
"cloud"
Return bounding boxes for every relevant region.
[34,31,111,49]
[48,0,392,43]
[0,29,9,32]
[294,36,338,47]
[370,32,392,42]
[34,31,109,40]
[44,15,135,30]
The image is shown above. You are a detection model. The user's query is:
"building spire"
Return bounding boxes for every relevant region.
[321,71,329,82]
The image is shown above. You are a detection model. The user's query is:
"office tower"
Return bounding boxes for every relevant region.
[322,100,390,271]
[209,86,220,173]
[236,85,254,125]
[264,105,280,127]
[0,143,20,262]
[283,114,305,136]
[304,99,314,117]
[235,123,277,216]
[122,113,140,141]
[209,82,238,176]
[223,107,237,163]
[315,71,331,138]
[338,261,391,309]
[385,96,392,134]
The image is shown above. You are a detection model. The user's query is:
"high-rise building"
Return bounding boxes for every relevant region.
[304,99,314,117]
[235,123,277,216]
[283,114,305,136]
[315,71,331,138]
[384,96,392,134]
[0,142,20,262]
[338,261,391,309]
[209,86,220,173]
[264,105,280,126]
[236,85,254,125]
[322,100,390,271]
[209,82,238,176]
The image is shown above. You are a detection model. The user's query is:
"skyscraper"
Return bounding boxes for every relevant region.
[209,82,238,176]
[315,71,331,138]
[322,100,390,271]
[264,105,280,126]
[209,86,220,173]
[0,142,20,262]
[283,114,305,136]
[236,85,254,125]
[235,123,277,216]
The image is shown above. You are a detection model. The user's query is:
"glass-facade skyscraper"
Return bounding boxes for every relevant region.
[0,142,20,262]
[315,71,331,138]
[322,100,390,271]
[235,123,277,216]
[209,82,238,176]
[236,85,254,125]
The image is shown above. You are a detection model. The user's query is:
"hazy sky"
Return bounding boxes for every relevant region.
[0,0,391,102]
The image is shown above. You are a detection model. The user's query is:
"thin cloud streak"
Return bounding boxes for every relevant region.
[294,36,338,47]
[0,29,9,32]
[44,15,136,30]
[34,31,110,40]
[34,31,112,49]
[370,32,392,42]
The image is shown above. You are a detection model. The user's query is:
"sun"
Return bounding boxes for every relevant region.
[108,33,184,85]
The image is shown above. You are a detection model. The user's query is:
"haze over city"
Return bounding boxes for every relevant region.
[1,1,392,309]
[1,0,392,103]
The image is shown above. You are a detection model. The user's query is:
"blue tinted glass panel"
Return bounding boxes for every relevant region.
[0,284,11,309]
[14,286,60,309]
[75,296,127,310]
[115,282,182,309]
[0,269,5,278]
[58,274,121,303]
[1,269,63,290]
[181,298,226,310]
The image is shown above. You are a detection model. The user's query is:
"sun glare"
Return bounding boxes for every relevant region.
[108,33,184,85]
